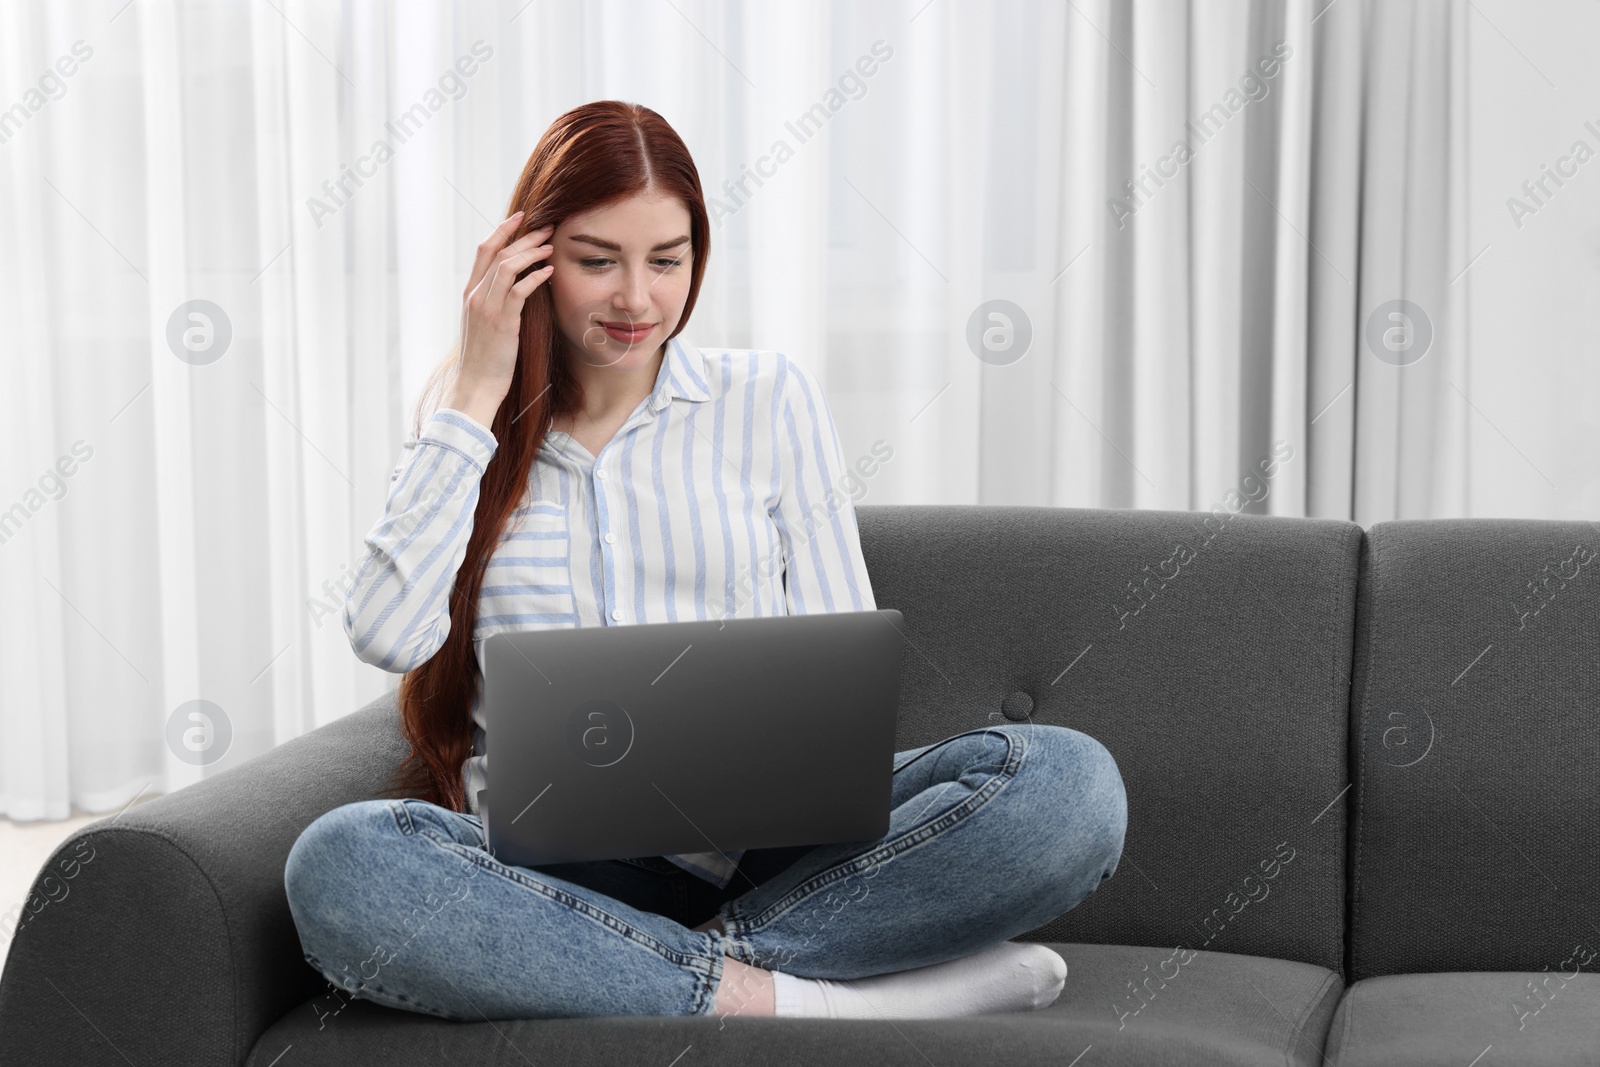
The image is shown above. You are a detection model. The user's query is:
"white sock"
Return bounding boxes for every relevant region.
[769,940,1067,1019]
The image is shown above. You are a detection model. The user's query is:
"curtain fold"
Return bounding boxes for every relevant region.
[1346,0,1473,523]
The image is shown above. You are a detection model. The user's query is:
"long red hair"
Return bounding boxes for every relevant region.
[386,100,711,811]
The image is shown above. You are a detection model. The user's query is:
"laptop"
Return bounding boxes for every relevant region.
[479,608,905,868]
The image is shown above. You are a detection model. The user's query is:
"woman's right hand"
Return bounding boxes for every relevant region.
[447,211,556,422]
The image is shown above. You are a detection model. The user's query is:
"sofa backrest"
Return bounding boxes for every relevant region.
[856,504,1362,976]
[1348,518,1600,982]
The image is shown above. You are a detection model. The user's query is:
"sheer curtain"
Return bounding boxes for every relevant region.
[0,0,1580,820]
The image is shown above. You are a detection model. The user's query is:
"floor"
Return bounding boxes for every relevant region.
[1,794,160,946]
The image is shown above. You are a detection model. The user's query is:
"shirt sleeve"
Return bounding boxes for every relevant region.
[771,354,877,615]
[343,408,499,672]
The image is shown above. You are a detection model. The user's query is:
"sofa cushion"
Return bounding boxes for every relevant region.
[246,942,1342,1066]
[1326,971,1600,1065]
[1347,520,1600,981]
[856,504,1361,974]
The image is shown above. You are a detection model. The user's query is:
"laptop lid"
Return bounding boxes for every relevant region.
[480,608,905,869]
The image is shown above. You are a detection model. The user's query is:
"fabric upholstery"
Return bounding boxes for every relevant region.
[1326,972,1600,1065]
[245,943,1343,1067]
[0,697,409,1065]
[856,505,1361,972]
[1347,519,1600,981]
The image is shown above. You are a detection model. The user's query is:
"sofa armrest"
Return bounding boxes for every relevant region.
[0,693,408,1067]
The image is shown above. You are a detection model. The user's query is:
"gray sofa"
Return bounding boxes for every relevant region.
[4,504,1598,1065]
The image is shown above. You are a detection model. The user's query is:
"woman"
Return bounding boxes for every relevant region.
[285,100,1127,1022]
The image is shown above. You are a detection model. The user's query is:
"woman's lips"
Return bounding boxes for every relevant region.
[602,323,653,343]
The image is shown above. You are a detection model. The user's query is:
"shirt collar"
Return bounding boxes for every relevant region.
[650,333,712,410]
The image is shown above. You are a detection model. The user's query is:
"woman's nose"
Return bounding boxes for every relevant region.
[614,266,654,311]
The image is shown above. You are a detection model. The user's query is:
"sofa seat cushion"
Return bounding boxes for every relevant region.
[246,943,1342,1067]
[1328,972,1600,1066]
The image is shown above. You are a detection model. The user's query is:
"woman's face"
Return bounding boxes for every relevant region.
[546,192,694,372]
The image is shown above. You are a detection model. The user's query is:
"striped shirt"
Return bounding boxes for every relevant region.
[343,332,877,888]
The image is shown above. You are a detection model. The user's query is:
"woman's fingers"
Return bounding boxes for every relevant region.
[485,244,552,307]
[474,229,547,294]
[477,231,549,300]
[466,213,523,296]
[467,216,552,298]
[510,259,556,298]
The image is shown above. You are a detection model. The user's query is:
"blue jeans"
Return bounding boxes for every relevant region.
[283,723,1127,1020]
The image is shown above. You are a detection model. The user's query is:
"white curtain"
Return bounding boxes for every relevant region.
[0,0,1585,820]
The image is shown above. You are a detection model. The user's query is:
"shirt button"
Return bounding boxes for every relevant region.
[596,468,607,479]
[604,532,616,544]
[611,609,623,621]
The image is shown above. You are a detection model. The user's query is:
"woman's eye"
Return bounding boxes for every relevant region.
[578,258,684,270]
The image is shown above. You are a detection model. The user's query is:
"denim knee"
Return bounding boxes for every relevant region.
[284,800,401,956]
[1012,724,1129,881]
[286,800,395,888]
